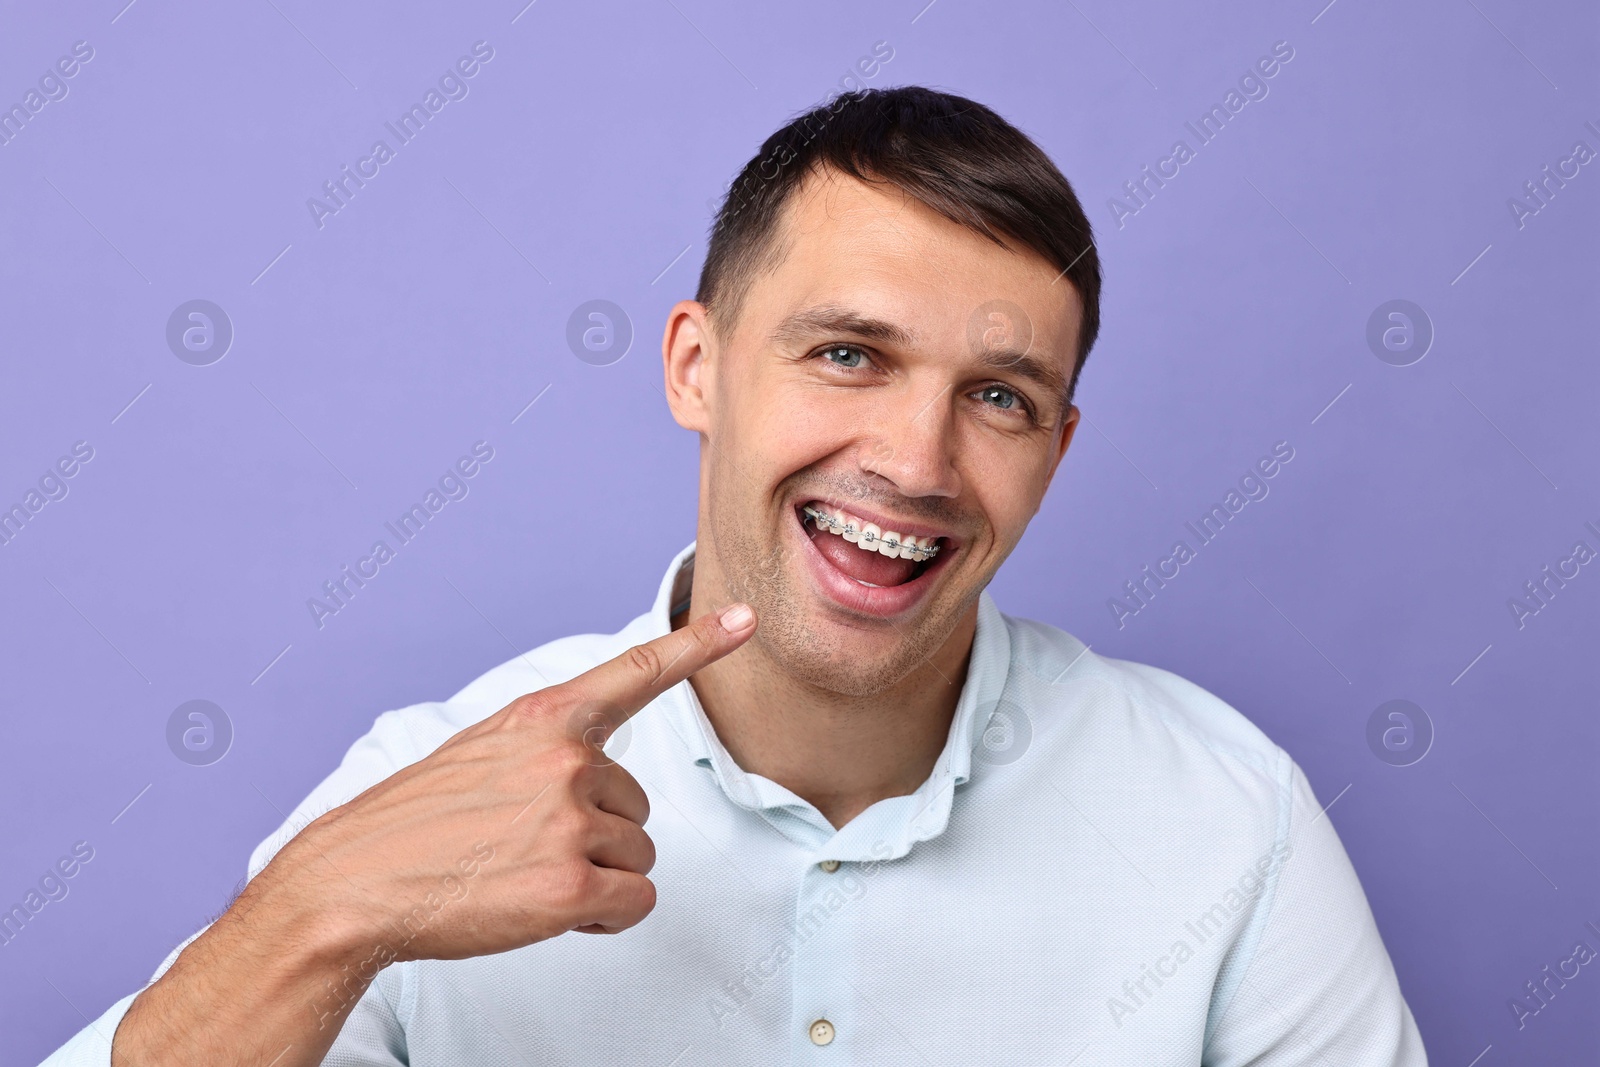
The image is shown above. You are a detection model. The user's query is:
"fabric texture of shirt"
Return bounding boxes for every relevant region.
[42,541,1427,1065]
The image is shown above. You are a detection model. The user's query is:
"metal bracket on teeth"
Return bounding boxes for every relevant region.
[802,505,941,559]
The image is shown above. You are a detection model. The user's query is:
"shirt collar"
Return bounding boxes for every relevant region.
[643,540,1013,861]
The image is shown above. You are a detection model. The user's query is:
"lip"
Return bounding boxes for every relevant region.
[790,500,959,620]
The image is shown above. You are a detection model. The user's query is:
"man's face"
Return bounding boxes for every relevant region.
[666,167,1082,696]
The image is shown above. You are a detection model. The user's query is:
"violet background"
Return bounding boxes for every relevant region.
[2,0,1596,1062]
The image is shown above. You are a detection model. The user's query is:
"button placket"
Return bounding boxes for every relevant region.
[790,858,856,1057]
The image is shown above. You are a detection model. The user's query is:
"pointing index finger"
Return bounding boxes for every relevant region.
[563,602,756,737]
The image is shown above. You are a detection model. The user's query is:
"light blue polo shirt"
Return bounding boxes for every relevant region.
[41,541,1427,1065]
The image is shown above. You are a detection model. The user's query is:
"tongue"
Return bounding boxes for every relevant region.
[813,531,919,586]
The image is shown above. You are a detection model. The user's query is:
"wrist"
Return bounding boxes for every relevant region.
[230,861,356,959]
[226,849,390,1027]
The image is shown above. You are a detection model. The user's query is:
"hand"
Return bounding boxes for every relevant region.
[254,601,758,972]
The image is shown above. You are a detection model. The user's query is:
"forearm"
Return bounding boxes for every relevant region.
[111,875,371,1066]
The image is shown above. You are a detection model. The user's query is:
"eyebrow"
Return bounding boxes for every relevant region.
[768,304,1070,413]
[768,305,915,350]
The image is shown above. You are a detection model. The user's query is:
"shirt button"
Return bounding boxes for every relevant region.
[817,859,841,873]
[809,1018,835,1045]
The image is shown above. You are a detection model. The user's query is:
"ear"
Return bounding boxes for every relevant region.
[662,300,715,433]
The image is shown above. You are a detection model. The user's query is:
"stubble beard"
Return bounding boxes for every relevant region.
[708,502,957,699]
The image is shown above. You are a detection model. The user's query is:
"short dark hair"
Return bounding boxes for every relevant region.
[696,85,1102,406]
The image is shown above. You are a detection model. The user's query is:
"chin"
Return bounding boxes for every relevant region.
[765,636,911,698]
[750,585,954,698]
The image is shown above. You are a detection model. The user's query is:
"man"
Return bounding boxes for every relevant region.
[45,85,1426,1065]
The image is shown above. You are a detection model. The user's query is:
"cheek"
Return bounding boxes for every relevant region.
[959,432,1051,538]
[790,400,850,450]
[756,384,860,467]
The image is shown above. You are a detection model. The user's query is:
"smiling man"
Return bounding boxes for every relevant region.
[44,86,1425,1066]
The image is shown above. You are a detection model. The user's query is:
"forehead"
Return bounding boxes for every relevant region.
[737,166,1082,361]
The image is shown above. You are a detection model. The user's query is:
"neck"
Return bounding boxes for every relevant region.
[677,566,977,831]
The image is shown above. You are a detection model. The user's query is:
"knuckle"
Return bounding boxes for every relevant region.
[546,740,583,774]
[547,800,594,845]
[622,642,667,684]
[507,690,558,724]
[686,633,715,667]
[562,742,608,784]
[538,739,592,782]
[549,859,595,911]
[688,615,723,651]
[633,827,657,874]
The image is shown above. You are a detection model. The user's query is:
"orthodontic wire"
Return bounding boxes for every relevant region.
[801,505,942,560]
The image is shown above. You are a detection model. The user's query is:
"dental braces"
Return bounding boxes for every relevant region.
[802,504,942,562]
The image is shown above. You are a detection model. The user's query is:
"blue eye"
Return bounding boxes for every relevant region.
[822,344,866,368]
[978,385,1018,410]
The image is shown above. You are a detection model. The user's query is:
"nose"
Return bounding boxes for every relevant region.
[858,384,963,500]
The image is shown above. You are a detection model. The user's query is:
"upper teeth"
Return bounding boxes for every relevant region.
[802,505,941,562]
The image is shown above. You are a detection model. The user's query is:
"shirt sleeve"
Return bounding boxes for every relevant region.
[35,708,431,1067]
[1202,756,1428,1065]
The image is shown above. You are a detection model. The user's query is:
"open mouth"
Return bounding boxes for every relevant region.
[795,500,955,591]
